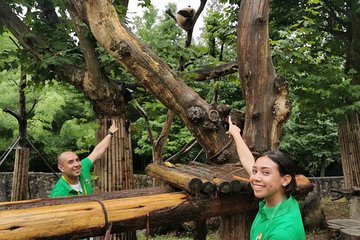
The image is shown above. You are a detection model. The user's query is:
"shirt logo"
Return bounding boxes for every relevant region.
[256,233,263,240]
[85,179,90,184]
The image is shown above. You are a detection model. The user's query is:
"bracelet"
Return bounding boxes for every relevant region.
[106,131,114,137]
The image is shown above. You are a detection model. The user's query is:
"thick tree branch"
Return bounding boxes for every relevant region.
[66,0,103,89]
[0,0,124,116]
[182,61,238,82]
[83,0,240,163]
[166,139,198,163]
[153,110,175,164]
[0,0,44,60]
[2,108,19,122]
[131,99,155,144]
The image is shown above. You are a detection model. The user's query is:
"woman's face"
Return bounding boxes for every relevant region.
[250,156,287,205]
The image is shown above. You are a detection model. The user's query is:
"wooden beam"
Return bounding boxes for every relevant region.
[0,192,256,240]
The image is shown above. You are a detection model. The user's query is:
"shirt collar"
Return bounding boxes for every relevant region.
[258,195,296,219]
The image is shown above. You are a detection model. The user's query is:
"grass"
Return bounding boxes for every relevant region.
[137,232,219,240]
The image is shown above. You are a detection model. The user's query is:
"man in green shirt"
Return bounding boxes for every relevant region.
[50,120,118,197]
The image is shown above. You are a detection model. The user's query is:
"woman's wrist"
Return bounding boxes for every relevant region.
[106,131,114,137]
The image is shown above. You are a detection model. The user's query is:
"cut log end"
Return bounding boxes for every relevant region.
[189,178,203,193]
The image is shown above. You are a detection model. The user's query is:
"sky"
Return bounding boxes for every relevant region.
[126,0,205,38]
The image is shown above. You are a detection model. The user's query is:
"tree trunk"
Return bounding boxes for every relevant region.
[337,113,360,190]
[219,0,291,238]
[10,68,30,202]
[338,1,360,191]
[236,0,290,152]
[193,219,207,240]
[219,209,257,240]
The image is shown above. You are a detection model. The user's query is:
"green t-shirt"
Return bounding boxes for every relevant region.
[250,196,306,240]
[49,158,93,197]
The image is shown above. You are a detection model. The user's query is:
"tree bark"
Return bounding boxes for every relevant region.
[338,1,360,191]
[237,0,290,152]
[220,0,291,238]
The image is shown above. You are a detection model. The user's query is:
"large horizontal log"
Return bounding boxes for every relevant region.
[0,186,171,211]
[0,191,256,240]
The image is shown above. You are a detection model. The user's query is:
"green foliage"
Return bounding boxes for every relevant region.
[268,1,357,175]
[280,108,339,176]
[1,0,355,177]
[0,71,97,171]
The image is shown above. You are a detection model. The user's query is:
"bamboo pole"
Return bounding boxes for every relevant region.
[11,148,30,201]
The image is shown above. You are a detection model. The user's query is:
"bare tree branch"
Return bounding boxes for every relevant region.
[165,139,198,163]
[153,110,175,164]
[3,107,20,121]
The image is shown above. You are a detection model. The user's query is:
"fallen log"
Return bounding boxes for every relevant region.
[175,163,244,193]
[213,177,232,193]
[0,191,256,240]
[146,163,313,197]
[0,186,171,211]
[146,163,203,193]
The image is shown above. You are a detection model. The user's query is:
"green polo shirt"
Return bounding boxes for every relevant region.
[49,158,93,197]
[250,196,306,240]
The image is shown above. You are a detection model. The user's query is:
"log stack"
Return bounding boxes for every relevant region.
[146,162,250,194]
[146,161,314,196]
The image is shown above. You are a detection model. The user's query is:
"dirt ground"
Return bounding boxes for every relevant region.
[306,198,350,240]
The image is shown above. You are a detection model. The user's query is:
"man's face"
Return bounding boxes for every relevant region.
[58,152,81,179]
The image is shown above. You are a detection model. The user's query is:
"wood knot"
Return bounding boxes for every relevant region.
[255,16,265,24]
[252,112,260,120]
[215,150,230,164]
[203,120,217,130]
[110,40,131,58]
[208,109,219,122]
[187,106,205,123]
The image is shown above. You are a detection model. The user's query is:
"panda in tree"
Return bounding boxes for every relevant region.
[175,6,196,31]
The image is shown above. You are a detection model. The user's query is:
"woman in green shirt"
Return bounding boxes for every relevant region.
[227,117,306,240]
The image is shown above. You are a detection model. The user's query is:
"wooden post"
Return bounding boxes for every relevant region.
[11,148,30,201]
[193,219,207,240]
[93,115,134,240]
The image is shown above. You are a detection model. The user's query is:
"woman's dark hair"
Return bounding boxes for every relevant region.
[257,150,297,195]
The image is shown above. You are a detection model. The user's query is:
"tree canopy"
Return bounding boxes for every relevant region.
[1,0,358,176]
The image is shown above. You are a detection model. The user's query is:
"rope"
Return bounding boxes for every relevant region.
[96,200,109,227]
[96,199,112,240]
[27,138,59,180]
